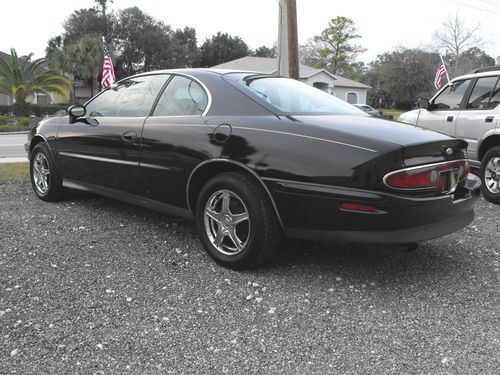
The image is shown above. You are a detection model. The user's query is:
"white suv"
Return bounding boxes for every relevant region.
[398,66,500,204]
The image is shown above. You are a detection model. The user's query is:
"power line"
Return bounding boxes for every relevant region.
[479,0,500,7]
[445,0,500,14]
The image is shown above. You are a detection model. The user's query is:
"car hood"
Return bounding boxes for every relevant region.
[397,109,419,125]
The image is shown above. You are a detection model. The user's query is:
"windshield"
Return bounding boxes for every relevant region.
[224,73,365,116]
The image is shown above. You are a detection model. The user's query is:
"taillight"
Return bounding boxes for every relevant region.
[384,160,469,193]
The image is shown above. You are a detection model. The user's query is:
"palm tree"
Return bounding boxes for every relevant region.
[0,48,71,105]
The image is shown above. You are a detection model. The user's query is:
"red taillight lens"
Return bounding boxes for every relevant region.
[384,160,469,191]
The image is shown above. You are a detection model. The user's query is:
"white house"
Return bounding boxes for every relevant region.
[212,56,371,104]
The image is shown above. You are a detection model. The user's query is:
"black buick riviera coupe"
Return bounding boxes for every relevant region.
[26,69,481,269]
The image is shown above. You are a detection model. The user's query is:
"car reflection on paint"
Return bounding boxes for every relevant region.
[26,69,481,269]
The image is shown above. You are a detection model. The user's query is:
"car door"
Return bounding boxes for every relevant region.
[57,74,169,195]
[139,74,210,208]
[455,76,500,160]
[416,79,472,137]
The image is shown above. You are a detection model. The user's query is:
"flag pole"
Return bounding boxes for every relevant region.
[439,54,450,84]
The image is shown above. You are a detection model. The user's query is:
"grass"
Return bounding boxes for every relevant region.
[0,163,29,182]
[378,108,405,120]
[0,123,31,132]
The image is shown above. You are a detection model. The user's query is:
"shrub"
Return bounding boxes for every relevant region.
[0,115,7,125]
[0,103,68,117]
[17,117,31,127]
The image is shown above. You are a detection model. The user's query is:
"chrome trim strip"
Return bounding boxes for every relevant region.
[231,126,377,153]
[382,159,468,191]
[139,163,174,171]
[262,177,384,199]
[186,158,285,229]
[58,152,139,166]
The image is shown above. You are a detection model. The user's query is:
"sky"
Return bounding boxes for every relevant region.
[2,0,500,64]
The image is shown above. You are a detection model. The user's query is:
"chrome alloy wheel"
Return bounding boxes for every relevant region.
[203,189,250,255]
[484,156,500,194]
[33,152,50,194]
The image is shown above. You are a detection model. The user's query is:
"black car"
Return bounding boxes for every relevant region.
[26,69,481,269]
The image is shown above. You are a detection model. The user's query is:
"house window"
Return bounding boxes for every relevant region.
[346,92,358,104]
[313,82,329,92]
[36,93,51,105]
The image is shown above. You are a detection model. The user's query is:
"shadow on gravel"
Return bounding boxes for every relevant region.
[61,191,472,287]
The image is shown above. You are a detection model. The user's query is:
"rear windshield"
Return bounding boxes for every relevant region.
[223,73,364,116]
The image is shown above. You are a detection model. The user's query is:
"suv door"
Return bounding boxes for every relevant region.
[416,79,472,137]
[455,76,500,161]
[57,74,169,195]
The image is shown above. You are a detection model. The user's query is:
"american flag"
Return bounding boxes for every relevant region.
[434,60,447,90]
[101,43,115,90]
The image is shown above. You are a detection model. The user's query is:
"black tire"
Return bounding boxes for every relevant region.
[480,145,500,204]
[30,143,68,201]
[195,172,281,269]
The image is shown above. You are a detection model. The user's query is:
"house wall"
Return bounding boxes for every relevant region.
[0,93,12,105]
[331,87,367,105]
[302,72,336,95]
[300,72,368,104]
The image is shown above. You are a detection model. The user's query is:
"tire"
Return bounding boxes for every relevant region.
[480,145,500,204]
[195,172,281,269]
[30,143,67,201]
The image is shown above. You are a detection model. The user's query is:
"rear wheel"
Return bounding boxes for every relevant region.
[480,146,500,204]
[195,172,281,269]
[30,143,67,201]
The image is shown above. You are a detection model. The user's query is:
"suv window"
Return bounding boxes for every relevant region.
[487,79,500,109]
[85,74,169,117]
[432,79,471,110]
[153,76,208,116]
[467,76,500,110]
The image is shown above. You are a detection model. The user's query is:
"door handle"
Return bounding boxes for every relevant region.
[447,116,454,122]
[122,131,138,144]
[485,116,494,123]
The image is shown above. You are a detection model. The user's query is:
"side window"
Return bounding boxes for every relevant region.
[466,76,499,110]
[85,75,169,117]
[153,76,208,116]
[488,81,500,109]
[432,79,471,110]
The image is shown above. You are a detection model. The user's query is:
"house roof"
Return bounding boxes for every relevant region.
[212,56,371,89]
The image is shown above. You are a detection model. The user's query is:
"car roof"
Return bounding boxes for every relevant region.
[130,68,268,78]
[451,68,500,82]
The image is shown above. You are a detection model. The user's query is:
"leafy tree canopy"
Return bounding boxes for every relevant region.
[198,32,251,67]
[0,48,71,105]
[313,16,366,75]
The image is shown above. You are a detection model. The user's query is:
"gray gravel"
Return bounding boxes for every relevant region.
[1,181,499,374]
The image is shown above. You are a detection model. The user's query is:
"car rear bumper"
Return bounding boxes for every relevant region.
[264,174,481,244]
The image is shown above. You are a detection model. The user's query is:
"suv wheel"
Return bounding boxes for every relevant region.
[480,145,500,204]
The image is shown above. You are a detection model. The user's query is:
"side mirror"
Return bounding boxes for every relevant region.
[68,105,86,124]
[417,98,430,110]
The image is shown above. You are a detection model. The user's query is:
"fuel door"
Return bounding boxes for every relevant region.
[212,123,232,143]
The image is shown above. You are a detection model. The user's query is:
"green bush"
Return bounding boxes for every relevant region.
[17,117,31,127]
[0,115,7,125]
[0,103,68,116]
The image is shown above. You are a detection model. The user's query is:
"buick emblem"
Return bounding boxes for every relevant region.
[442,146,453,156]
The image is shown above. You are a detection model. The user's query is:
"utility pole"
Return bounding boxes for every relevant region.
[277,0,299,79]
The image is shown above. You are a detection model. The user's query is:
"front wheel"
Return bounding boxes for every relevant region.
[30,143,67,201]
[195,172,281,269]
[480,146,500,204]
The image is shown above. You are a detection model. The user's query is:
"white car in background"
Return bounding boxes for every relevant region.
[398,66,500,204]
[352,104,382,117]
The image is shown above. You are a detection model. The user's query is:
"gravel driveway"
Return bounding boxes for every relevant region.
[1,181,498,374]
